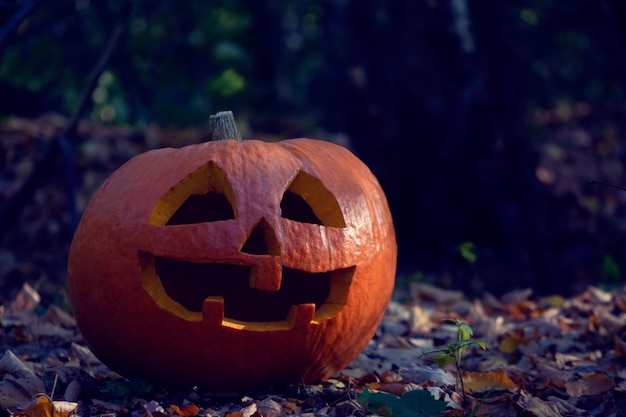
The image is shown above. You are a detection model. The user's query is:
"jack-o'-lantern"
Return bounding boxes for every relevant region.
[67,112,396,389]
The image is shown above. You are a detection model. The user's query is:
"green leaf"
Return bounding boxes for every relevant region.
[367,392,403,415]
[448,340,487,352]
[433,352,455,368]
[106,379,130,395]
[602,254,621,285]
[358,386,372,406]
[457,321,473,341]
[401,390,448,417]
[458,241,478,264]
[441,318,462,326]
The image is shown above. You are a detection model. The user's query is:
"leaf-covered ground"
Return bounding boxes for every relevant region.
[0,281,625,417]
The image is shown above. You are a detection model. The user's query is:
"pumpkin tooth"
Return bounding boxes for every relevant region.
[288,303,316,328]
[202,296,225,327]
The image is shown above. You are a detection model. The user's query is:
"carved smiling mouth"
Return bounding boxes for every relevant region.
[140,253,355,325]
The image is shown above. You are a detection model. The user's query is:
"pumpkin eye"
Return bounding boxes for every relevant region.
[167,192,234,225]
[149,161,236,225]
[280,171,346,228]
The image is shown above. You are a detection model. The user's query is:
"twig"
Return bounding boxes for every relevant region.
[0,23,124,235]
[0,0,21,8]
[65,23,124,142]
[0,0,37,52]
[587,179,626,192]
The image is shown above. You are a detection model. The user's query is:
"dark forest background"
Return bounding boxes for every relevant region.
[2,0,626,301]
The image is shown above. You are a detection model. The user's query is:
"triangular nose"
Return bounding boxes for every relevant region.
[241,218,280,255]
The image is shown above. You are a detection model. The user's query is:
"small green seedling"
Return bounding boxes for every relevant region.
[458,241,478,264]
[419,319,486,406]
[601,254,622,290]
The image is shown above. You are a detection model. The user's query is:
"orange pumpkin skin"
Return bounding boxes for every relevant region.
[68,137,396,389]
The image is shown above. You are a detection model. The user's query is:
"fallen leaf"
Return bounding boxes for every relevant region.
[8,283,40,313]
[615,337,626,358]
[399,364,456,386]
[11,394,77,417]
[500,288,533,305]
[499,335,531,354]
[40,306,76,328]
[380,370,402,383]
[71,343,101,367]
[0,350,45,409]
[565,373,615,397]
[377,382,408,397]
[257,398,282,417]
[517,391,562,417]
[144,401,166,414]
[540,295,566,308]
[170,404,199,416]
[585,286,613,304]
[410,282,464,304]
[464,368,517,393]
[281,400,299,413]
[240,403,257,417]
[62,379,81,402]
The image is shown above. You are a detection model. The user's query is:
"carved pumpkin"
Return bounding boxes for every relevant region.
[68,112,396,389]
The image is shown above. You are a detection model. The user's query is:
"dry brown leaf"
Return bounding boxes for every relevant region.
[540,295,566,308]
[170,404,199,416]
[527,355,574,388]
[517,392,563,417]
[409,282,464,304]
[615,294,626,312]
[500,288,533,305]
[62,379,81,402]
[557,316,582,332]
[409,304,432,334]
[380,370,402,383]
[240,403,257,417]
[0,350,45,409]
[614,336,626,358]
[377,382,408,397]
[592,309,626,334]
[40,306,76,328]
[8,284,40,313]
[281,400,299,414]
[565,373,616,397]
[585,286,613,304]
[499,335,531,354]
[10,394,77,417]
[257,398,282,417]
[464,368,517,393]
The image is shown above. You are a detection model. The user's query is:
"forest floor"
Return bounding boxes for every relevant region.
[0,280,625,417]
[1,109,626,416]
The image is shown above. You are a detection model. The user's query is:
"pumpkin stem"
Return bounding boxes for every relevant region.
[209,111,243,142]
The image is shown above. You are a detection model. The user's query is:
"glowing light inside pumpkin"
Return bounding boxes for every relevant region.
[141,160,354,330]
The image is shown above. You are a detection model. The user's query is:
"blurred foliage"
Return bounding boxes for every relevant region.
[601,253,621,289]
[0,0,624,127]
[458,241,478,265]
[0,0,327,127]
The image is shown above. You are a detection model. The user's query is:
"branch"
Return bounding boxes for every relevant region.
[0,23,125,235]
[0,1,21,8]
[64,23,124,141]
[0,0,37,52]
